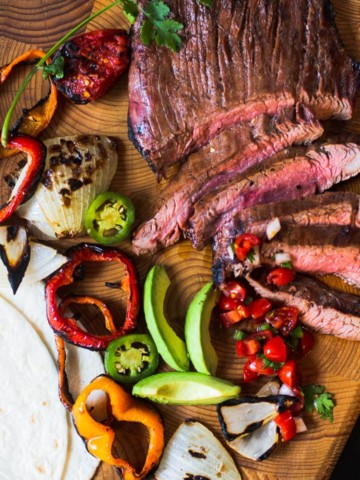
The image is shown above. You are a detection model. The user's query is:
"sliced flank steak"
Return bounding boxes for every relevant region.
[128,0,358,175]
[187,141,360,249]
[246,268,360,341]
[132,107,323,255]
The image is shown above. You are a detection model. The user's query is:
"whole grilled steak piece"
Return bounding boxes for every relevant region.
[187,141,360,249]
[246,268,360,341]
[128,0,358,175]
[212,191,360,283]
[132,107,323,254]
[260,225,360,287]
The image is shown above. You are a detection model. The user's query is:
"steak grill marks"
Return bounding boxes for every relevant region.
[128,0,358,175]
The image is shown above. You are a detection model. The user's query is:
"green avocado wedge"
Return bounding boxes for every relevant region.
[132,372,240,405]
[185,282,220,375]
[143,265,189,372]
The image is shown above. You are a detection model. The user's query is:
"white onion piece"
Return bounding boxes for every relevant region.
[18,197,58,240]
[274,252,292,265]
[155,420,241,480]
[257,381,280,397]
[266,217,281,240]
[19,135,118,239]
[228,420,278,461]
[294,416,308,433]
[247,244,260,266]
[279,383,297,397]
[25,241,67,282]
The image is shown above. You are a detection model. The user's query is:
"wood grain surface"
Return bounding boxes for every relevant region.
[0,1,360,480]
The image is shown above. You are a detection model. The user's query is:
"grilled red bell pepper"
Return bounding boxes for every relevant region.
[0,135,46,223]
[45,243,140,350]
[52,29,129,104]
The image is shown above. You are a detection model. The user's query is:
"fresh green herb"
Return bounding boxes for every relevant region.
[42,56,65,80]
[234,330,247,340]
[247,248,255,263]
[122,0,140,23]
[303,384,335,421]
[257,323,274,332]
[281,261,293,270]
[261,355,284,371]
[199,0,214,6]
[140,1,183,52]
[290,325,304,339]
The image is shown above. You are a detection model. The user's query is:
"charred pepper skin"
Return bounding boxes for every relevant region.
[72,375,164,480]
[0,135,46,223]
[52,29,130,104]
[45,243,141,350]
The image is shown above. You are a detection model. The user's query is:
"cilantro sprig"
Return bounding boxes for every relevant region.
[303,384,335,421]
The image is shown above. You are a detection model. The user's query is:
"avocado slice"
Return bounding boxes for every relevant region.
[143,265,189,372]
[132,372,240,405]
[185,282,220,375]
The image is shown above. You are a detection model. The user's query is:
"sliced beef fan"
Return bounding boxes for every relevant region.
[187,141,360,249]
[247,268,360,341]
[132,107,323,255]
[260,225,360,288]
[128,0,358,175]
[212,191,360,283]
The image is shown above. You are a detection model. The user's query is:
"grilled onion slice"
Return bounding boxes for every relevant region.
[155,420,241,480]
[0,225,30,293]
[18,135,118,239]
[228,420,279,461]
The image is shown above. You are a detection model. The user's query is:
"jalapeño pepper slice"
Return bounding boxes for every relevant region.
[85,191,135,245]
[105,333,159,384]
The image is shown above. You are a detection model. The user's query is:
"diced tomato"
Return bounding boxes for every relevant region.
[263,335,288,363]
[247,356,276,376]
[221,280,247,302]
[274,410,297,441]
[278,359,298,388]
[243,360,259,383]
[218,293,240,311]
[266,267,295,286]
[265,306,299,336]
[248,329,274,341]
[248,297,273,320]
[233,233,261,262]
[236,338,261,357]
[219,304,250,328]
[299,329,315,356]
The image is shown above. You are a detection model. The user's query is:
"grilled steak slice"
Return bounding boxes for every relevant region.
[246,268,360,341]
[260,225,360,287]
[128,0,358,174]
[132,107,323,255]
[187,141,360,248]
[212,191,360,284]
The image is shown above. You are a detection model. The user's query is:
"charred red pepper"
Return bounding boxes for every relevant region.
[0,135,46,223]
[267,267,295,286]
[233,233,260,262]
[45,243,140,350]
[274,410,297,441]
[52,29,129,104]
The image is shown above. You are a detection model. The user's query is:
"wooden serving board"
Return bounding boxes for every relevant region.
[1,1,360,479]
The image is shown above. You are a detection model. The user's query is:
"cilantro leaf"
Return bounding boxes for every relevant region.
[199,0,214,6]
[42,56,65,80]
[121,0,139,24]
[281,261,293,270]
[261,355,284,371]
[234,330,247,340]
[247,248,255,263]
[303,384,335,421]
[140,0,184,52]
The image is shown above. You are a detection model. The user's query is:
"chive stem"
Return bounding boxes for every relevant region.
[1,0,122,147]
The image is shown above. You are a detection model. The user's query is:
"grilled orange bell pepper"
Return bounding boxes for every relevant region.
[72,375,164,480]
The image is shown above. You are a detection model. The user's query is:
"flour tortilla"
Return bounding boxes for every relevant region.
[0,282,105,480]
[0,296,68,480]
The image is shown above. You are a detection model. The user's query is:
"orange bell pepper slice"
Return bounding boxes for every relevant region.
[0,49,58,158]
[72,375,164,480]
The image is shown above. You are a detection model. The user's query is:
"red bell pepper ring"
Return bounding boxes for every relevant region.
[233,233,260,262]
[45,243,140,350]
[266,267,295,286]
[274,410,297,441]
[0,135,46,223]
